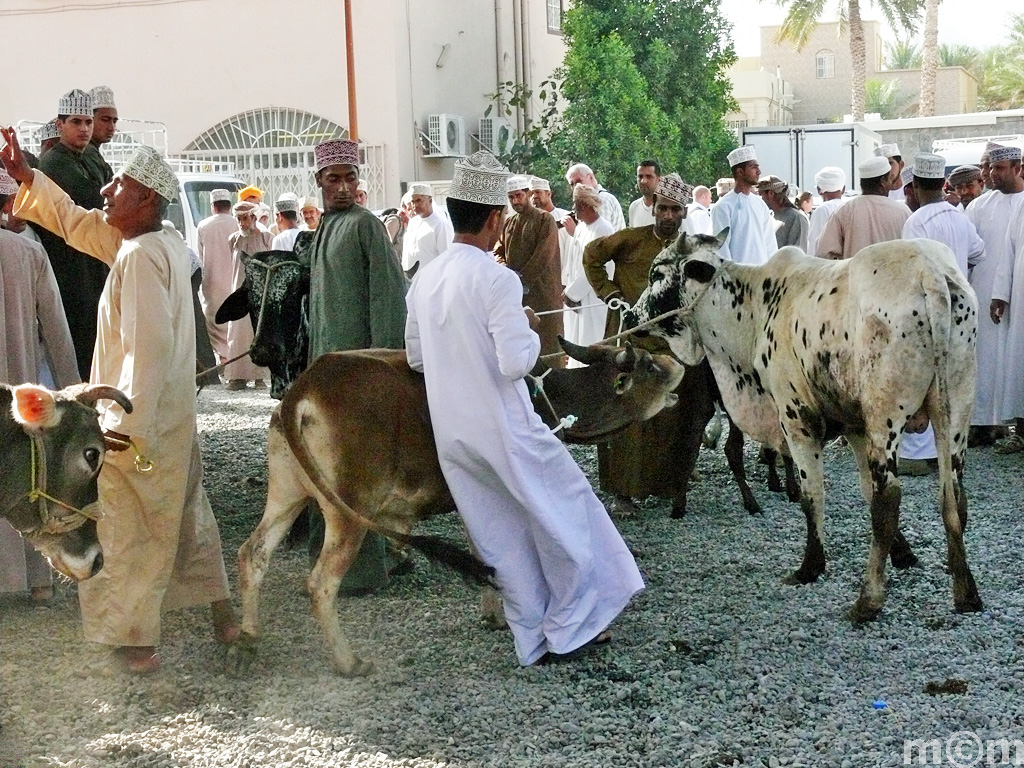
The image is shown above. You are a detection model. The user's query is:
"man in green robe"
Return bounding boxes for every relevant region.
[494,175,564,366]
[305,138,408,593]
[35,89,110,379]
[81,86,117,187]
[583,173,703,518]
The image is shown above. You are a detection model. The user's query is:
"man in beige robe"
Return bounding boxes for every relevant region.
[2,130,235,674]
[224,201,272,389]
[195,189,238,372]
[494,175,564,364]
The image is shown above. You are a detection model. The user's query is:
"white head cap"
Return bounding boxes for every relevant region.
[814,166,846,193]
[121,145,178,202]
[912,152,946,180]
[210,189,233,203]
[727,145,757,167]
[900,166,915,186]
[37,120,61,143]
[275,192,301,213]
[858,156,892,180]
[89,86,116,110]
[356,178,368,193]
[256,202,272,220]
[874,143,901,159]
[301,196,321,211]
[408,182,432,197]
[988,145,1023,163]
[448,151,510,206]
[0,169,19,196]
[58,89,92,118]
[529,176,550,191]
[506,175,530,193]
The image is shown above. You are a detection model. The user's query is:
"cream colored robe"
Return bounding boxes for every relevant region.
[15,171,230,646]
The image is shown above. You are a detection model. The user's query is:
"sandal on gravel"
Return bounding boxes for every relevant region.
[994,434,1024,455]
[534,630,612,666]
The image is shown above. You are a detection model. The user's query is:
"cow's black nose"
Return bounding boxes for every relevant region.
[91,552,104,576]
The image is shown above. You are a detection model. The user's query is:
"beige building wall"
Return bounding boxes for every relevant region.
[725,57,794,129]
[0,0,566,206]
[759,21,885,124]
[874,67,978,117]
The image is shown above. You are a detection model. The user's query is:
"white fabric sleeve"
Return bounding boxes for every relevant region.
[487,269,540,380]
[404,283,424,372]
[710,203,732,260]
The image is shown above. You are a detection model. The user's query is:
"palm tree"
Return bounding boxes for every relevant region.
[865,78,913,118]
[770,0,922,120]
[919,0,938,115]
[979,14,1024,110]
[885,37,921,69]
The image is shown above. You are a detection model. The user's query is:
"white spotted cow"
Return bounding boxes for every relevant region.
[625,233,982,622]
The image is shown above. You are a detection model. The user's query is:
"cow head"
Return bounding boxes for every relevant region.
[623,230,728,366]
[216,250,310,399]
[1,383,133,581]
[533,338,685,444]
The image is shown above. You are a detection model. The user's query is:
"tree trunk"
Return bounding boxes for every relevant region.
[849,0,866,121]
[920,0,939,116]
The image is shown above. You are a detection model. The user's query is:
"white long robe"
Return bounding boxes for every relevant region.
[14,171,231,646]
[225,228,272,381]
[546,205,574,285]
[687,203,713,236]
[898,207,986,459]
[270,226,301,252]
[992,210,1024,421]
[563,217,615,364]
[405,242,643,665]
[195,212,237,366]
[402,210,453,271]
[0,228,80,594]
[965,190,1024,425]
[628,197,654,228]
[806,197,846,257]
[710,190,777,265]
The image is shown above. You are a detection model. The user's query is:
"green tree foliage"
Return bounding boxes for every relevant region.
[492,0,738,208]
[980,13,1024,110]
[864,78,913,118]
[884,37,921,69]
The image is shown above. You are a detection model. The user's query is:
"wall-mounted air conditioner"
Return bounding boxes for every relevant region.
[425,114,466,157]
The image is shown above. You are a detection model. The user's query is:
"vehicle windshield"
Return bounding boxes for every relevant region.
[182,180,244,226]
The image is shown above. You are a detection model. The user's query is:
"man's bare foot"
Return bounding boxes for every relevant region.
[211,599,239,644]
[114,646,160,674]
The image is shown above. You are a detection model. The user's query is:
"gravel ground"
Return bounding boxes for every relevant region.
[2,386,1024,768]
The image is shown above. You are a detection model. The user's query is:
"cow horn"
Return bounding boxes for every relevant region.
[614,342,638,370]
[558,336,607,365]
[75,385,134,414]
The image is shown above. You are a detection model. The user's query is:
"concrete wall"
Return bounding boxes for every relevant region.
[0,0,566,205]
[862,109,1024,157]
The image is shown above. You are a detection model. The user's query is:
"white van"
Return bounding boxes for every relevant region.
[164,160,246,253]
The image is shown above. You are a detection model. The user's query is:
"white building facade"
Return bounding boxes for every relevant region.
[0,0,567,209]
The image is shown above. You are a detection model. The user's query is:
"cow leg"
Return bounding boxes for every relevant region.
[781,439,826,585]
[765,447,783,493]
[781,454,801,503]
[722,420,762,515]
[232,425,312,673]
[307,501,373,676]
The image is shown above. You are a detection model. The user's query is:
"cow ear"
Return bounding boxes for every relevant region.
[613,372,633,395]
[11,384,59,431]
[215,287,250,324]
[683,259,717,284]
[715,226,730,247]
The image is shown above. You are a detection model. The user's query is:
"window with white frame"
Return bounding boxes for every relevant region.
[815,51,835,79]
[547,0,563,34]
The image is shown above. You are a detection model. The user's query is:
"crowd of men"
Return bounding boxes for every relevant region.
[4,83,1024,670]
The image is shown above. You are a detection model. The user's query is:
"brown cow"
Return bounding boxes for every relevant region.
[230,340,685,675]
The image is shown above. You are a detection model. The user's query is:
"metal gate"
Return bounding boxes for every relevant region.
[181,107,387,209]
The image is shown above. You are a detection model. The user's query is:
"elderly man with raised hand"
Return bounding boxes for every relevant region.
[973,145,1024,451]
[494,175,563,365]
[628,160,660,228]
[815,155,910,260]
[401,182,453,272]
[305,137,410,594]
[876,143,906,203]
[582,173,698,518]
[806,167,847,257]
[1,127,237,674]
[223,200,272,391]
[897,152,987,475]
[564,163,625,233]
[37,89,110,380]
[84,86,117,187]
[758,175,808,251]
[404,149,644,666]
[710,145,776,265]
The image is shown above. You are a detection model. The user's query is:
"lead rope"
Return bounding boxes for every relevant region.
[23,433,99,539]
[194,258,304,385]
[525,369,578,434]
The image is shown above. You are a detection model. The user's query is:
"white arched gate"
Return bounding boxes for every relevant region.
[181,107,387,210]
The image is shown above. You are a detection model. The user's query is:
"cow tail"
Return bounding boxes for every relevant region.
[921,258,956,524]
[279,394,496,588]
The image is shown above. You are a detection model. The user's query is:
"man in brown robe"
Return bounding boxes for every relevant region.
[584,173,701,517]
[494,174,564,366]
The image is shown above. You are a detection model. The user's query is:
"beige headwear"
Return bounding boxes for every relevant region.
[121,145,178,202]
[572,183,602,210]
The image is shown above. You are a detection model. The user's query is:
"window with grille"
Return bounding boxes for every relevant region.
[547,0,562,34]
[815,51,835,79]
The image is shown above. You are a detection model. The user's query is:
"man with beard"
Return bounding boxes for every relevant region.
[224,201,271,390]
[36,89,110,379]
[494,175,563,365]
[948,165,985,210]
[758,175,808,251]
[582,173,698,517]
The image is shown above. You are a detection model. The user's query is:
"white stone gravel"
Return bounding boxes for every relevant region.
[2,386,1023,768]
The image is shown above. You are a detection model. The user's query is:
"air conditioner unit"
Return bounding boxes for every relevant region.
[478,116,516,156]
[426,114,466,157]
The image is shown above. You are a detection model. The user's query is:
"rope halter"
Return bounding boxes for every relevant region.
[21,432,101,540]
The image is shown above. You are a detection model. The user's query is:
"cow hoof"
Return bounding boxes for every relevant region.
[890,551,920,570]
[335,657,375,677]
[955,593,984,614]
[224,631,259,676]
[670,504,687,519]
[767,475,783,493]
[782,567,821,586]
[742,496,763,515]
[849,599,882,624]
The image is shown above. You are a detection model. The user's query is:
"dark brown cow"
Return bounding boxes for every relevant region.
[1,382,132,582]
[230,340,685,675]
